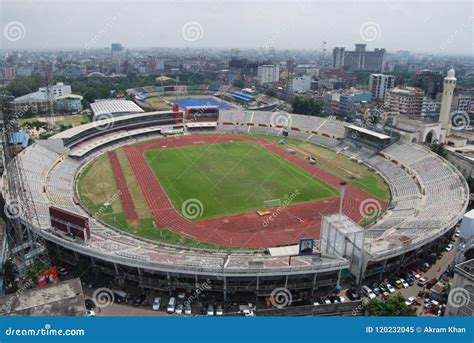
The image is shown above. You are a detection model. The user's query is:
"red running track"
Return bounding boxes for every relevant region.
[123,134,387,248]
[107,151,139,221]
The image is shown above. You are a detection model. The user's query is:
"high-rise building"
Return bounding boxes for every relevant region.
[384,87,424,116]
[439,69,457,133]
[369,74,395,100]
[333,44,385,71]
[414,70,443,101]
[257,64,280,85]
[111,43,124,58]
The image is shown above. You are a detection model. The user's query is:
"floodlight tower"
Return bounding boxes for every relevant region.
[0,95,50,281]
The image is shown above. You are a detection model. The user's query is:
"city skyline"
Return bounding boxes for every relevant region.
[0,0,472,55]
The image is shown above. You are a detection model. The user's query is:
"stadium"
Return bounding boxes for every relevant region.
[5,107,469,304]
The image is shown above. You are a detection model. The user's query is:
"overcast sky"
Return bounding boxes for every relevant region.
[0,0,472,55]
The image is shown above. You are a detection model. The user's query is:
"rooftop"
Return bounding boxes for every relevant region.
[0,278,86,316]
[90,99,144,117]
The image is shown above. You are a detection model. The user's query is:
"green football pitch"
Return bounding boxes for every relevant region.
[144,141,339,220]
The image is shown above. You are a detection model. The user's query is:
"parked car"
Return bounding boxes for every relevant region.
[58,267,69,276]
[175,303,183,315]
[346,289,361,301]
[418,277,428,287]
[177,292,186,300]
[394,280,403,289]
[184,303,192,315]
[337,295,347,303]
[85,299,96,311]
[372,287,381,296]
[167,297,176,314]
[426,278,438,289]
[400,278,409,288]
[216,304,223,316]
[132,294,146,307]
[361,285,376,299]
[86,310,96,317]
[445,244,453,252]
[420,262,430,272]
[386,283,395,294]
[319,296,331,304]
[152,297,161,311]
[207,304,214,316]
[405,296,416,306]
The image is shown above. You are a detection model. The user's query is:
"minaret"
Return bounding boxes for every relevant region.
[439,68,456,136]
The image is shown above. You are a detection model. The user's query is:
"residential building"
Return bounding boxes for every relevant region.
[369,74,395,101]
[257,64,280,85]
[55,94,83,113]
[384,87,424,116]
[339,89,372,116]
[414,70,443,101]
[291,75,312,92]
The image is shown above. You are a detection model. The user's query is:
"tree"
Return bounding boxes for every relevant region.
[232,79,245,88]
[366,294,417,316]
[430,142,447,158]
[292,96,324,117]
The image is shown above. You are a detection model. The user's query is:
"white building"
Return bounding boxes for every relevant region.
[369,74,395,100]
[257,64,279,85]
[291,75,312,93]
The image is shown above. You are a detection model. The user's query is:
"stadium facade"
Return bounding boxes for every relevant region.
[4,110,468,300]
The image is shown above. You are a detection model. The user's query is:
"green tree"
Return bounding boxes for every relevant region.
[430,142,447,158]
[366,294,417,316]
[232,79,245,88]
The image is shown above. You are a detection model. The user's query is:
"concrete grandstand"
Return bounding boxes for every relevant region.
[5,110,468,300]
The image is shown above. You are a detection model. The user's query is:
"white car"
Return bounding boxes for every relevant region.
[455,231,460,238]
[216,305,223,316]
[175,304,183,315]
[207,305,214,316]
[362,285,376,299]
[445,244,453,252]
[86,310,96,317]
[405,296,416,306]
[386,283,395,294]
[400,278,409,288]
[152,297,161,311]
[337,295,347,303]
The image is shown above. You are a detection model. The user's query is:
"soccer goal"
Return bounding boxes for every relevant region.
[263,199,281,208]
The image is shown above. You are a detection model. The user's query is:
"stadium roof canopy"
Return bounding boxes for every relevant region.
[51,110,177,140]
[90,99,144,119]
[345,124,391,140]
